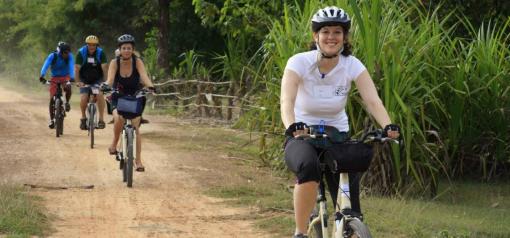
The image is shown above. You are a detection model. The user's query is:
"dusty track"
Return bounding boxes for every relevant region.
[0,85,270,237]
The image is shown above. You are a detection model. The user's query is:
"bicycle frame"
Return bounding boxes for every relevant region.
[304,130,397,238]
[121,119,137,160]
[119,117,137,187]
[84,84,100,148]
[48,81,66,137]
[85,85,100,131]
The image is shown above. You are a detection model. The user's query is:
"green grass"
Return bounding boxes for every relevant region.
[364,186,510,237]
[158,124,510,238]
[0,185,50,237]
[206,175,510,237]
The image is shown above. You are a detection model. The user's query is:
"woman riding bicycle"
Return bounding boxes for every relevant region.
[105,34,155,172]
[280,6,400,238]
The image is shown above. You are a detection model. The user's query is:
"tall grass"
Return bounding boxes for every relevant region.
[162,0,510,195]
[236,0,510,195]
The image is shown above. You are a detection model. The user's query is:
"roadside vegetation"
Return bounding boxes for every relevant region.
[0,185,50,237]
[145,122,510,237]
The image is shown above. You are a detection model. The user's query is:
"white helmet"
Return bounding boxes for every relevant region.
[311,6,351,32]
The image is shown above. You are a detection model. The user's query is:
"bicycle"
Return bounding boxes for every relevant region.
[102,86,150,188]
[82,84,100,148]
[46,81,66,137]
[296,128,399,238]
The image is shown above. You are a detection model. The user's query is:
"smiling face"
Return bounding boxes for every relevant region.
[313,25,345,56]
[119,43,134,59]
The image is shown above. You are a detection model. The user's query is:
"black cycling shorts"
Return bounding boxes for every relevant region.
[284,137,364,212]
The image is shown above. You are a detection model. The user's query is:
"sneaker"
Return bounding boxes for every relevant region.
[65,102,71,112]
[293,234,308,238]
[96,120,106,129]
[141,118,149,124]
[80,118,87,130]
[48,119,55,129]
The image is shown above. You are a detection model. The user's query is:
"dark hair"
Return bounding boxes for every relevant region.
[309,37,352,57]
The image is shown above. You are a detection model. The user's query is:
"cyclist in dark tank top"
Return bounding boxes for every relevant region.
[104,34,155,172]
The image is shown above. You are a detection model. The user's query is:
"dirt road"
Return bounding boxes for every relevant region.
[0,85,270,237]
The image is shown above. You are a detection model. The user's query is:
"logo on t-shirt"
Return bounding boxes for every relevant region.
[335,86,348,96]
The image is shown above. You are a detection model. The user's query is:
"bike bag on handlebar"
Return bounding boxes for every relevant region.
[324,141,373,173]
[308,125,374,173]
[116,95,144,119]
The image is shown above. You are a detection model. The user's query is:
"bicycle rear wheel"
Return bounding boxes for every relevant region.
[55,99,63,137]
[345,219,372,238]
[125,127,134,188]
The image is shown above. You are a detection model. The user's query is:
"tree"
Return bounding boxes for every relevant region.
[157,0,170,73]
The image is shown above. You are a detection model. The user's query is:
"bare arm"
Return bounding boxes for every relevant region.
[136,58,154,88]
[106,59,117,86]
[101,63,108,81]
[280,69,300,128]
[354,70,392,127]
[74,65,81,84]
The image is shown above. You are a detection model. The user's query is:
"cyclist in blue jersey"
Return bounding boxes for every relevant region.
[75,35,108,130]
[39,41,75,129]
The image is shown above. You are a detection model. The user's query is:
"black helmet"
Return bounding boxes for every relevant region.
[311,6,351,32]
[117,34,135,46]
[57,41,71,53]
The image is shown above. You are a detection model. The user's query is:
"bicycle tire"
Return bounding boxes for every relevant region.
[345,219,372,238]
[55,99,63,137]
[122,159,127,182]
[125,127,134,188]
[88,104,96,149]
[119,153,124,170]
[121,133,127,182]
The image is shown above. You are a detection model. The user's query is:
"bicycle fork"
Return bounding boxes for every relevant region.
[318,182,329,238]
[122,121,137,160]
[307,181,329,237]
[334,173,351,237]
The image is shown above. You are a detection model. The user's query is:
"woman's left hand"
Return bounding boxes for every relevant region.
[384,124,401,139]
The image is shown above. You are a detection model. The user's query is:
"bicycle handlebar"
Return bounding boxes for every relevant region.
[81,84,100,88]
[295,129,399,145]
[295,133,328,139]
[101,86,154,98]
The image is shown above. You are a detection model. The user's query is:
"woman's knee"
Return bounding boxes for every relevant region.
[284,139,321,184]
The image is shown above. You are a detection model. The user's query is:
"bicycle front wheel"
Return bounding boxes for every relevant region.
[125,127,134,188]
[55,99,63,137]
[345,219,372,238]
[88,104,96,148]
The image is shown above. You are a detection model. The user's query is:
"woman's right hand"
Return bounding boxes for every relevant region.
[285,122,309,137]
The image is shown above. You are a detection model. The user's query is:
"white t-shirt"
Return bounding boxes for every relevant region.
[285,50,367,132]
